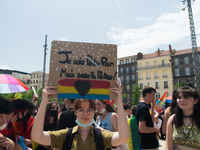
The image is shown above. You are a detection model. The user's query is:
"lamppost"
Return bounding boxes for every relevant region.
[182,0,200,88]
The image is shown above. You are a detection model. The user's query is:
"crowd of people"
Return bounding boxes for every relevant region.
[0,80,200,150]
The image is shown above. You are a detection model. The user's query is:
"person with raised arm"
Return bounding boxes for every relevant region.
[31,80,129,150]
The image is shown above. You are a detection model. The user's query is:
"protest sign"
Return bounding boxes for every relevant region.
[48,41,118,100]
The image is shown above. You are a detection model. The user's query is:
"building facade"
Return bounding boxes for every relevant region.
[137,46,174,100]
[30,71,49,91]
[171,47,200,87]
[118,55,137,102]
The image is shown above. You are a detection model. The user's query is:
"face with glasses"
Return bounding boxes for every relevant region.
[75,101,95,124]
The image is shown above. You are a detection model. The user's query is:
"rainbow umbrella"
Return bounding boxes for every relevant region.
[0,74,29,94]
[166,96,172,103]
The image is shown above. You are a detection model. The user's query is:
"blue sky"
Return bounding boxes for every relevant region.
[0,0,200,73]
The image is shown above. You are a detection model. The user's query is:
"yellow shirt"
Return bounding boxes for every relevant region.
[48,125,115,150]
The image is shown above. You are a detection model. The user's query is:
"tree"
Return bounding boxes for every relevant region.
[14,92,22,99]
[131,82,141,105]
[174,81,185,89]
[121,87,126,101]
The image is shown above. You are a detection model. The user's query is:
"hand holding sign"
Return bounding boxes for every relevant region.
[48,41,118,100]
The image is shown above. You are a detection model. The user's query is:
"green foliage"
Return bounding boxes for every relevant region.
[14,92,22,99]
[174,81,185,89]
[131,82,141,105]
[121,87,126,100]
[0,93,15,100]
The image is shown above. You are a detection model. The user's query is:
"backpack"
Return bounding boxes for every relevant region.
[62,127,105,150]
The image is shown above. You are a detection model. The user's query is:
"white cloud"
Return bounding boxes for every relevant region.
[107,1,200,58]
[72,35,76,38]
[135,15,154,23]
[0,65,10,69]
[60,37,68,41]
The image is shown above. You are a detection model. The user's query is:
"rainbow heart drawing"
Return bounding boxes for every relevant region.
[57,79,111,99]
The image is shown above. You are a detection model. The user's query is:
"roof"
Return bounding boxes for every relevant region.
[142,49,172,59]
[171,47,200,56]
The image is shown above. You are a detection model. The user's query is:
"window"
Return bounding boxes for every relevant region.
[153,61,158,67]
[120,68,123,74]
[132,74,135,81]
[126,59,129,64]
[132,84,135,89]
[33,80,35,84]
[163,71,167,78]
[147,82,150,86]
[131,58,135,63]
[126,67,129,74]
[146,72,151,79]
[138,64,142,70]
[154,72,159,79]
[162,60,166,66]
[184,57,189,64]
[126,85,130,92]
[120,76,124,82]
[120,60,124,65]
[174,58,179,65]
[140,83,143,90]
[155,82,159,89]
[31,81,32,84]
[126,75,129,83]
[164,81,168,88]
[185,67,190,75]
[34,75,35,78]
[177,80,180,84]
[156,92,160,100]
[132,66,135,72]
[126,94,130,102]
[187,78,191,83]
[146,62,150,69]
[175,68,180,76]
[36,80,38,83]
[139,73,143,80]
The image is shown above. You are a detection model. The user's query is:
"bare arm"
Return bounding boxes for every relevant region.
[138,121,160,134]
[162,107,171,134]
[111,113,118,131]
[31,81,58,146]
[110,80,129,147]
[165,115,174,150]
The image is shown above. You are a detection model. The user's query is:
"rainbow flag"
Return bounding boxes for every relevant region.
[155,91,168,113]
[57,79,111,99]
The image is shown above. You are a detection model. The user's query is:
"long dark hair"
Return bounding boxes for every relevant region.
[173,86,200,128]
[95,100,116,119]
[44,102,58,126]
[170,89,177,115]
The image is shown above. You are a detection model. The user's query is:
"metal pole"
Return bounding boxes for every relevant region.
[186,0,200,88]
[42,35,47,90]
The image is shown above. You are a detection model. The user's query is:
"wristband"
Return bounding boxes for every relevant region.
[35,99,38,101]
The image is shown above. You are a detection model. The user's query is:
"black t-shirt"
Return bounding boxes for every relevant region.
[136,102,158,149]
[56,108,77,130]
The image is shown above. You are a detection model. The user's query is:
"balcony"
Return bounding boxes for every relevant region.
[146,77,151,80]
[163,75,168,78]
[173,71,195,77]
[139,78,143,80]
[154,76,159,79]
[138,63,170,71]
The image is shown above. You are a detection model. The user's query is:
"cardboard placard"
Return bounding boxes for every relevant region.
[48,41,117,100]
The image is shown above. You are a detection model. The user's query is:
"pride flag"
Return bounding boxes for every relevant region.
[57,79,111,99]
[155,91,168,113]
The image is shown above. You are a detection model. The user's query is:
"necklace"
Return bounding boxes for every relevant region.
[183,120,193,133]
[101,111,108,120]
[183,114,193,123]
